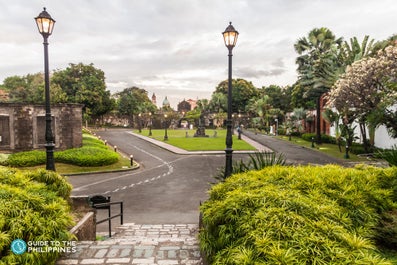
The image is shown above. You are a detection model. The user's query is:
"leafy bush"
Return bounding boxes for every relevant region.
[56,134,118,166]
[200,165,397,264]
[301,133,337,144]
[5,150,46,167]
[2,133,118,167]
[215,152,286,182]
[55,146,118,167]
[377,145,397,166]
[277,128,286,135]
[349,142,378,155]
[0,167,74,264]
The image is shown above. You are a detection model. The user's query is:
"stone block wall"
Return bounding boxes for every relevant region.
[0,103,83,151]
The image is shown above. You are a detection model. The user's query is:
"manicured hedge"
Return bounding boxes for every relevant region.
[5,150,46,167]
[0,167,74,264]
[301,133,337,144]
[54,146,118,167]
[200,165,397,264]
[2,133,118,167]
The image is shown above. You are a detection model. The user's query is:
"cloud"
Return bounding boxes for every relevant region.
[235,67,286,79]
[1,0,397,108]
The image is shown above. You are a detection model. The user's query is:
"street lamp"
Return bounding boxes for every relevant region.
[35,7,56,171]
[148,112,152,136]
[163,114,168,141]
[138,113,142,133]
[222,22,239,178]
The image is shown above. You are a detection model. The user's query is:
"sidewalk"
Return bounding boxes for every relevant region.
[57,224,203,265]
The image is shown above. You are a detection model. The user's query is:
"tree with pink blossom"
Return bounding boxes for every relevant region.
[328,44,397,151]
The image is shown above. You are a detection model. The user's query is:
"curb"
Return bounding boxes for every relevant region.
[127,130,273,155]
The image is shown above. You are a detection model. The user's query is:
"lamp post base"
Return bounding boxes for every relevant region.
[224,148,233,178]
[45,142,56,171]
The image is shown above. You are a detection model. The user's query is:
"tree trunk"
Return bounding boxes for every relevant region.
[316,96,322,144]
[359,122,369,153]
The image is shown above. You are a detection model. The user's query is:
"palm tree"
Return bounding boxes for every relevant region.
[248,95,272,132]
[209,92,226,113]
[342,35,375,64]
[294,27,343,144]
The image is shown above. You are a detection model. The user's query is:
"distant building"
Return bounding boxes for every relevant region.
[177,99,191,113]
[0,89,9,101]
[151,93,157,105]
[162,96,170,108]
[186,99,197,110]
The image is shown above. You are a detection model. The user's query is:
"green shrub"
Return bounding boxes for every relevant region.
[377,145,397,166]
[2,133,118,167]
[277,128,286,135]
[80,134,108,149]
[5,150,46,167]
[215,152,286,182]
[0,166,74,264]
[55,146,118,167]
[200,165,397,264]
[301,133,337,144]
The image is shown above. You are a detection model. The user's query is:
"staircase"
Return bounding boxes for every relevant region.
[57,223,203,265]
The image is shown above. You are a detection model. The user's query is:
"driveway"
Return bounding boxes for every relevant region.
[69,129,247,225]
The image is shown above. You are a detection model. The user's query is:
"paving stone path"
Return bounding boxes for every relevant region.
[57,224,203,265]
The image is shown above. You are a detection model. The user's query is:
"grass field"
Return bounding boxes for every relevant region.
[277,135,372,162]
[136,129,256,151]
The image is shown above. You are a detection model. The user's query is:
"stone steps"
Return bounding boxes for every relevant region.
[57,223,203,265]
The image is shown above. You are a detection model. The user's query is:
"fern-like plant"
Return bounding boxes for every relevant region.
[377,145,397,166]
[214,151,286,182]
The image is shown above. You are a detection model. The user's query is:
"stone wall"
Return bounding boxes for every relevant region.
[70,196,96,241]
[0,103,83,151]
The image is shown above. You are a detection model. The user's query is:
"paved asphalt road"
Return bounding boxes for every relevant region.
[69,129,250,226]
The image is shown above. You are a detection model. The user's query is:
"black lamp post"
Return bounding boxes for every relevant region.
[35,7,56,171]
[138,113,142,133]
[163,114,168,141]
[148,112,152,136]
[222,22,239,178]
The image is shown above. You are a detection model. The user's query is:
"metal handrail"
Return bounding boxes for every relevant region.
[92,201,123,238]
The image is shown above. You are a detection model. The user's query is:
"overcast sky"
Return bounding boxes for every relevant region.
[1,0,396,108]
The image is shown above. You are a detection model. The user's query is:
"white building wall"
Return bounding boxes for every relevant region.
[327,104,397,149]
[374,125,397,149]
[329,122,397,149]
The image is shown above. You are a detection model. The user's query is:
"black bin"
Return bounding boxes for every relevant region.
[89,195,110,209]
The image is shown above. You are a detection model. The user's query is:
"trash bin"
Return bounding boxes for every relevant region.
[88,195,110,209]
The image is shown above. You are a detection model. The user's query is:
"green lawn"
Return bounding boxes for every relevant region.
[277,135,373,162]
[136,129,256,151]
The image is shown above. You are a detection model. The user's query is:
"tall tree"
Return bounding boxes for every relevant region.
[342,36,375,64]
[116,86,156,125]
[259,84,292,112]
[213,78,259,114]
[51,63,113,118]
[248,95,273,131]
[208,92,227,113]
[294,27,343,143]
[328,44,397,143]
[3,73,67,103]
